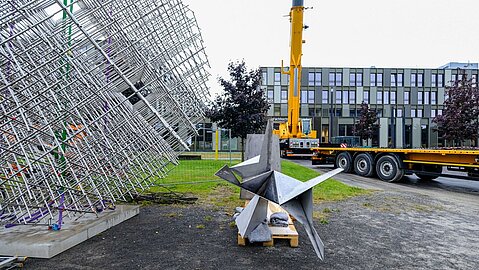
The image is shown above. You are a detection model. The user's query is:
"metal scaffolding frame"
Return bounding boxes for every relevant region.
[0,0,210,227]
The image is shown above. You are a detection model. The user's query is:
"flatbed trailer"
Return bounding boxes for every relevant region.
[311,147,479,182]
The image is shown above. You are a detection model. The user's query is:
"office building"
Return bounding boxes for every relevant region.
[261,63,479,148]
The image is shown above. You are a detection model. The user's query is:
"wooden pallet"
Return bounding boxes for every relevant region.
[237,200,299,247]
[237,224,299,247]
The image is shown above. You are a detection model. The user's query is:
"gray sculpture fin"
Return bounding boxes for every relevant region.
[215,165,241,186]
[281,189,325,260]
[280,168,343,204]
[236,195,269,238]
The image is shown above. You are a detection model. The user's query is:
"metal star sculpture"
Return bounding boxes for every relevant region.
[215,122,343,260]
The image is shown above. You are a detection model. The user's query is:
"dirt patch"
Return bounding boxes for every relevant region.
[26,190,479,269]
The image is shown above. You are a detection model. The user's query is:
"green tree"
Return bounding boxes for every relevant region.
[433,74,479,146]
[353,102,379,145]
[206,60,270,160]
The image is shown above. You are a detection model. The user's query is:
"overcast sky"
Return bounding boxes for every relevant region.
[184,0,479,96]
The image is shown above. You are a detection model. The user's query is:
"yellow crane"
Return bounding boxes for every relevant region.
[273,0,319,158]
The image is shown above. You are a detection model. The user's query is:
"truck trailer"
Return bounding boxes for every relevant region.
[311,147,479,182]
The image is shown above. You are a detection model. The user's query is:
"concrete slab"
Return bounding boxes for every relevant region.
[0,205,139,258]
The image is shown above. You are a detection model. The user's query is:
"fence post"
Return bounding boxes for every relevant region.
[229,129,232,165]
[215,129,219,160]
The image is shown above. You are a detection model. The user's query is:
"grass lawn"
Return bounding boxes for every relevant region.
[150,159,369,207]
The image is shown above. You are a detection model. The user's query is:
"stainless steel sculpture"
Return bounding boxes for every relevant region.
[1,0,209,228]
[216,122,343,260]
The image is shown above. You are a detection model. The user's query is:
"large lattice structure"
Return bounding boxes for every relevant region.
[0,0,209,227]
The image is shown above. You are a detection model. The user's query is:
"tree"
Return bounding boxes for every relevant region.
[433,74,479,146]
[206,60,270,160]
[353,102,379,145]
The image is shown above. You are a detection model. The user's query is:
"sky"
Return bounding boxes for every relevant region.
[184,0,479,96]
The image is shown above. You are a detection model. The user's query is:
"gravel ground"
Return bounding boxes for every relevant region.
[26,189,479,270]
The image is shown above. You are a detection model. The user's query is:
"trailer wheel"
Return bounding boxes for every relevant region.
[375,155,404,182]
[354,153,374,177]
[336,152,352,172]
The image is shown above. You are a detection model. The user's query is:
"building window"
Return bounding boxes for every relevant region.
[308,73,315,86]
[404,91,410,104]
[309,72,321,86]
[350,73,363,86]
[315,72,322,86]
[424,91,430,105]
[308,91,315,104]
[391,91,396,104]
[431,74,437,87]
[411,73,417,87]
[274,104,281,116]
[397,73,403,87]
[417,74,423,87]
[377,91,383,104]
[274,72,281,85]
[301,91,308,103]
[335,91,342,104]
[335,73,342,86]
[411,109,416,118]
[357,73,363,86]
[384,91,389,104]
[417,92,423,104]
[377,73,383,87]
[322,90,329,104]
[262,71,268,85]
[349,73,356,86]
[397,108,403,117]
[342,91,349,104]
[438,109,442,116]
[370,73,383,87]
[390,73,403,86]
[437,74,443,87]
[267,89,274,102]
[431,92,437,104]
[363,91,369,103]
[349,91,356,104]
[329,72,342,86]
[281,89,287,103]
[350,109,357,117]
[329,73,335,86]
[417,109,423,118]
[431,109,436,118]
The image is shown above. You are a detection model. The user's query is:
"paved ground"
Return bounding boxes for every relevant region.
[25,162,479,269]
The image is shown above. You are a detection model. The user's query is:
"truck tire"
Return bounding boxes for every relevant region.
[336,152,352,173]
[375,155,404,182]
[354,153,374,177]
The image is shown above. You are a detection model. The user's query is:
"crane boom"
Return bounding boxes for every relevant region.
[274,0,319,158]
[285,0,304,136]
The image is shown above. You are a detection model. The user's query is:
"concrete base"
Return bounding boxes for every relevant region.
[0,205,139,258]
